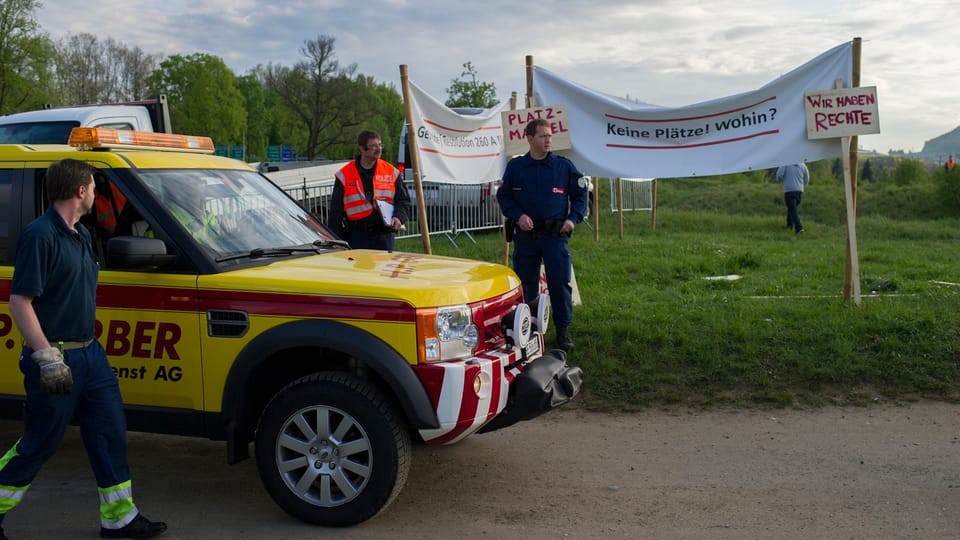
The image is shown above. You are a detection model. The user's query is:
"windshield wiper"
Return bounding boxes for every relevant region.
[215,246,318,263]
[313,239,351,249]
[215,240,349,263]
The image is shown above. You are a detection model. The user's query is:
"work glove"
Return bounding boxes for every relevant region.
[31,347,73,395]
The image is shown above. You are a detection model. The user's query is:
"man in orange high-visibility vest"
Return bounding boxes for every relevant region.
[328,130,411,250]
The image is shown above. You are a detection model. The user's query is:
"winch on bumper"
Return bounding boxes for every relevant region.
[414,294,583,445]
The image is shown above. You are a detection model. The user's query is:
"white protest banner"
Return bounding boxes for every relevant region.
[501,106,572,156]
[533,41,854,179]
[805,86,880,139]
[407,81,509,184]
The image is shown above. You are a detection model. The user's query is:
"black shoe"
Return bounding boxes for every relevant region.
[100,514,167,539]
[795,228,804,235]
[0,525,7,540]
[556,328,574,352]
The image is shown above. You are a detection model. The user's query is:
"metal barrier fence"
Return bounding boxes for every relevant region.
[282,178,654,247]
[609,178,654,213]
[281,181,502,247]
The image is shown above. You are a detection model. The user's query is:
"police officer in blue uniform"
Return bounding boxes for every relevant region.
[497,118,588,351]
[2,159,166,539]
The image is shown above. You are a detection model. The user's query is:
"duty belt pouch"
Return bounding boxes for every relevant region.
[533,219,568,237]
[544,219,564,237]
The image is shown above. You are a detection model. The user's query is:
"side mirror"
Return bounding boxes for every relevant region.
[106,236,176,269]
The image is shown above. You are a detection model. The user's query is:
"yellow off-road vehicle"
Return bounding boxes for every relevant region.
[0,128,581,526]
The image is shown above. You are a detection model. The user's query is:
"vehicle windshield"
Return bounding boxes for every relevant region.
[138,168,338,258]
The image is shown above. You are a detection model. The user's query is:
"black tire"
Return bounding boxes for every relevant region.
[254,372,411,526]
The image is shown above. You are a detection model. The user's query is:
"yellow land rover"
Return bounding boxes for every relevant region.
[0,128,581,526]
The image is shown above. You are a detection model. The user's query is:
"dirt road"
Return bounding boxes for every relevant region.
[1,401,957,539]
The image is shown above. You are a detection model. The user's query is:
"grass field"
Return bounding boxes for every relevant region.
[397,169,960,409]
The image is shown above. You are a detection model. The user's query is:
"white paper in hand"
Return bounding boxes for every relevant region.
[376,200,394,227]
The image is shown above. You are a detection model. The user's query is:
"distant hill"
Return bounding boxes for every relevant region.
[918,126,960,161]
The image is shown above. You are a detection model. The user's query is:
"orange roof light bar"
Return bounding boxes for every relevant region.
[68,127,215,153]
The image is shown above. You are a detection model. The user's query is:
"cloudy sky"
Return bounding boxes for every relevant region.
[35,0,959,154]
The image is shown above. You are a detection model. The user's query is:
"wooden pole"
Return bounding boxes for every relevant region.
[843,37,862,300]
[617,178,624,240]
[399,65,432,254]
[525,55,535,107]
[592,177,599,242]
[841,132,861,305]
[650,179,657,229]
[503,91,518,266]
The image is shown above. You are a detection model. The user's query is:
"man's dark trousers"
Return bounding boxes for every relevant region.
[512,229,572,330]
[784,191,803,233]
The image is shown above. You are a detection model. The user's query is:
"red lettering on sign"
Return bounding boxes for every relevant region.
[814,110,873,132]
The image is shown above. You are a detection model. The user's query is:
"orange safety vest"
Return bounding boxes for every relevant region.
[947,158,956,171]
[94,182,128,234]
[335,160,398,221]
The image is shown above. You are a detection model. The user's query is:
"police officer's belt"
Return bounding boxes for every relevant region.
[530,219,568,237]
[58,338,95,351]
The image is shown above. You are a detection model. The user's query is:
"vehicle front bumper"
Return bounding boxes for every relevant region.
[415,334,582,445]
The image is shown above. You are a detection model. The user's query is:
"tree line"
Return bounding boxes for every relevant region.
[0,0,453,163]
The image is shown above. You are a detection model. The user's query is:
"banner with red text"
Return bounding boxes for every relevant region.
[533,41,855,179]
[407,81,509,184]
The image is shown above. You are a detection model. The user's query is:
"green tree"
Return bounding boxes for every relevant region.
[51,33,113,104]
[147,53,246,146]
[263,35,369,160]
[320,75,405,162]
[445,61,498,109]
[934,165,960,213]
[861,159,875,183]
[0,0,54,114]
[831,158,844,182]
[235,72,269,161]
[891,158,927,186]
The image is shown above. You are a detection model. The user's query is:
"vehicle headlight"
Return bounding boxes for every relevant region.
[417,304,479,363]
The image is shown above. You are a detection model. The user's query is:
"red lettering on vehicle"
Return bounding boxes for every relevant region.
[155,323,181,360]
[96,319,181,360]
[105,320,131,356]
[131,322,155,358]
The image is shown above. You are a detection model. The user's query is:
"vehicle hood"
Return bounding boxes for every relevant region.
[202,249,521,308]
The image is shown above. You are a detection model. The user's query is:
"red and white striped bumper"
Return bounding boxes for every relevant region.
[413,339,538,445]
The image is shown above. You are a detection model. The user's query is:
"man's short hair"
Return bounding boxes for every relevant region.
[357,130,381,148]
[46,158,94,201]
[525,118,550,137]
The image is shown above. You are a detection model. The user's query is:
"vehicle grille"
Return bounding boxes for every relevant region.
[475,287,524,351]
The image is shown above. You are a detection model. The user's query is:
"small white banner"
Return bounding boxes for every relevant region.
[804,86,880,139]
[406,82,509,184]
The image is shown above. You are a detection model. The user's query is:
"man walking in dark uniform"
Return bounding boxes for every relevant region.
[328,130,411,250]
[2,159,166,539]
[497,118,588,351]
